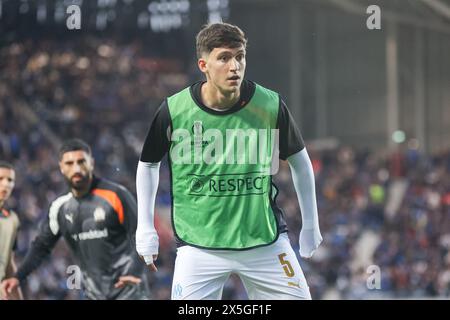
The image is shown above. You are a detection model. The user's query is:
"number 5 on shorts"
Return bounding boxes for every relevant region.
[278,253,295,278]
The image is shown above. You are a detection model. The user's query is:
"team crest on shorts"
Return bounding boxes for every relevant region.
[172,283,183,299]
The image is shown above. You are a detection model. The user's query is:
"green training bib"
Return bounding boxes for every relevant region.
[167,83,281,249]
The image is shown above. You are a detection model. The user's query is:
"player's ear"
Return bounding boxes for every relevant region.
[198,58,207,73]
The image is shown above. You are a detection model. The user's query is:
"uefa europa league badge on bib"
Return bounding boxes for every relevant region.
[192,120,204,148]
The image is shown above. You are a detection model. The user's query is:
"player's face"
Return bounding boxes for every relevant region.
[0,168,15,204]
[198,45,246,94]
[59,150,94,191]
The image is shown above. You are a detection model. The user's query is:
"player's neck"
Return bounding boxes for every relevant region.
[0,200,4,210]
[201,82,240,111]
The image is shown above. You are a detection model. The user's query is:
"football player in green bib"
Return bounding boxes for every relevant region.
[136,23,322,299]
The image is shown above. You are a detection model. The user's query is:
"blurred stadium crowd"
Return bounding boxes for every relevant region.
[1,37,450,299]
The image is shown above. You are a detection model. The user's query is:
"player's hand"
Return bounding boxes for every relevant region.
[299,227,323,258]
[1,277,20,300]
[114,275,142,289]
[136,229,159,272]
[138,254,159,272]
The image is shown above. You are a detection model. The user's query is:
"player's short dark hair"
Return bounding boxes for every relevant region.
[0,161,14,170]
[59,139,92,160]
[196,22,247,59]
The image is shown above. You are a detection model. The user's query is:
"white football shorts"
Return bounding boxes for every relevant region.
[171,233,311,300]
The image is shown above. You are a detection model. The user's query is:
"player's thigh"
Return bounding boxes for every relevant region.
[237,234,311,300]
[171,245,232,300]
